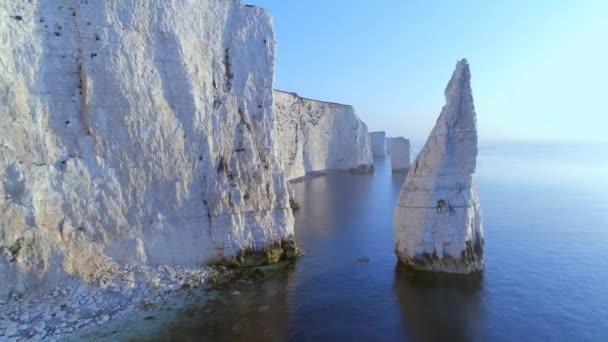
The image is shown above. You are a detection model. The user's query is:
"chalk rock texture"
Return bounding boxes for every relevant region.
[274,90,373,180]
[391,137,411,171]
[386,137,393,154]
[370,131,387,157]
[0,0,295,298]
[393,59,483,274]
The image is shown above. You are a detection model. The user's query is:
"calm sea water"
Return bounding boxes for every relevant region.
[95,142,608,341]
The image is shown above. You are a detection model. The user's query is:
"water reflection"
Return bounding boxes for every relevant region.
[393,264,485,342]
[152,263,295,342]
[73,147,608,341]
[391,171,407,195]
[292,172,374,238]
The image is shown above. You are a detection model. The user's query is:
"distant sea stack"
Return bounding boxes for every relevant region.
[386,137,393,154]
[370,131,387,157]
[391,137,411,172]
[274,90,374,180]
[393,59,483,274]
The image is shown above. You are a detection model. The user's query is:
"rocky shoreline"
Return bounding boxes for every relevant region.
[0,265,236,341]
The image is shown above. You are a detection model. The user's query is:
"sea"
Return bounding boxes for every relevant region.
[77,141,608,341]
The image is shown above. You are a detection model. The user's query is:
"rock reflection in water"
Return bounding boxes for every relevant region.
[393,264,485,342]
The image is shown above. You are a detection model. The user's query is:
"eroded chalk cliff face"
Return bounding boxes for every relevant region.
[393,59,483,274]
[0,0,295,297]
[274,90,373,180]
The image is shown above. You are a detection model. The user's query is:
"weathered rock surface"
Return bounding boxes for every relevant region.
[274,90,373,180]
[390,137,411,172]
[386,137,393,154]
[370,131,387,157]
[393,59,483,274]
[0,264,211,341]
[0,0,295,299]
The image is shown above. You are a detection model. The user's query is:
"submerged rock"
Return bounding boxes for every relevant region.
[390,137,411,172]
[274,90,374,180]
[393,59,483,274]
[370,131,387,157]
[356,257,370,264]
[0,0,294,298]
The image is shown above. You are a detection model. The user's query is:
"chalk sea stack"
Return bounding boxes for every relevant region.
[393,59,483,274]
[390,137,411,172]
[386,137,393,154]
[370,131,387,157]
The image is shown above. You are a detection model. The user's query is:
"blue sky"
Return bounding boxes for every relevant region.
[248,0,608,142]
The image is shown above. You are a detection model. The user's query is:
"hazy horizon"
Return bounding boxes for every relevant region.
[249,0,608,143]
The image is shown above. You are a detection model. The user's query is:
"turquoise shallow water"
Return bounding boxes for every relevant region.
[112,142,608,341]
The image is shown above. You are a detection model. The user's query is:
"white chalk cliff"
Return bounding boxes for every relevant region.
[274,90,374,180]
[0,0,296,298]
[370,131,387,157]
[391,137,411,171]
[393,59,483,274]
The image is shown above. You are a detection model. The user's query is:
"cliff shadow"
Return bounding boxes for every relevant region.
[392,264,486,342]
